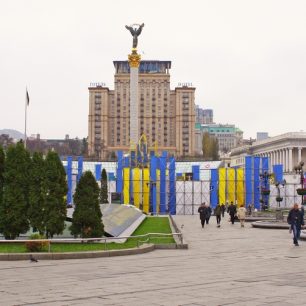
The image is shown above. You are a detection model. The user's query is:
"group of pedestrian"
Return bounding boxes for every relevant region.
[198,202,227,228]
[197,203,212,228]
[198,200,305,247]
[198,201,247,229]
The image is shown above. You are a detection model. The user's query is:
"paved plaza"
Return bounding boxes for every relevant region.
[1,214,306,306]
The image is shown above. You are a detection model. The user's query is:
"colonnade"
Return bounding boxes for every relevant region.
[255,147,303,173]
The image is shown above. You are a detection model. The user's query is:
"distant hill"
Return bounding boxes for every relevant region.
[0,129,24,140]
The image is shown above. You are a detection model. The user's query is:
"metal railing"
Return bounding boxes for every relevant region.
[0,233,183,253]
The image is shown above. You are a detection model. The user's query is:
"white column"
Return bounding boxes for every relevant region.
[280,149,284,168]
[289,148,293,172]
[298,147,302,163]
[274,150,277,165]
[130,66,139,145]
[286,148,289,172]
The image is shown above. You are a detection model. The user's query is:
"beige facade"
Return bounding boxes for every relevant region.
[88,60,195,159]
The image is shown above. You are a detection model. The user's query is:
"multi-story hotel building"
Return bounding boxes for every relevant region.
[88,60,195,159]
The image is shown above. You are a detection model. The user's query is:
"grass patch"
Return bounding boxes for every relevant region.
[0,216,175,253]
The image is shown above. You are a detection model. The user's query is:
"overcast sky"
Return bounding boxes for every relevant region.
[1,0,305,140]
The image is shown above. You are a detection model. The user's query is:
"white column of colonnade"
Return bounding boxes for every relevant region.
[286,148,289,172]
[298,147,302,163]
[288,147,293,172]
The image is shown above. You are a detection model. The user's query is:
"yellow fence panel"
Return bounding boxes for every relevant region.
[236,168,245,206]
[133,168,141,209]
[142,168,150,213]
[227,168,236,204]
[123,168,130,205]
[218,168,226,205]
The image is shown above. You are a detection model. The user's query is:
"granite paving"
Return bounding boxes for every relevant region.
[1,214,305,306]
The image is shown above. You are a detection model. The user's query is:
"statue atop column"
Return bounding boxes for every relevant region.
[125,23,145,49]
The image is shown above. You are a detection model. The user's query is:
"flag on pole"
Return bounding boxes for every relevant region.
[26,89,30,106]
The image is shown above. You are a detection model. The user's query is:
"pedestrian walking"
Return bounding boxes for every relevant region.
[228,202,237,225]
[287,203,305,246]
[221,204,225,218]
[205,204,212,224]
[301,205,304,219]
[215,204,222,227]
[247,204,252,216]
[237,205,247,227]
[198,203,208,228]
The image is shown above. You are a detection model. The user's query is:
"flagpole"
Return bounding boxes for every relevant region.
[24,88,28,149]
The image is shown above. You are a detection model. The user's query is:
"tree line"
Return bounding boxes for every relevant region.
[0,142,105,240]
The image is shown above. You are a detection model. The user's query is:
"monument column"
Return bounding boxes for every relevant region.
[125,23,144,148]
[128,49,141,146]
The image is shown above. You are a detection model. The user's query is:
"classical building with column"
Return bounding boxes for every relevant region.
[230,132,306,172]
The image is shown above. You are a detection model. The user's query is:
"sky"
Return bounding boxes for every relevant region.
[0,0,306,140]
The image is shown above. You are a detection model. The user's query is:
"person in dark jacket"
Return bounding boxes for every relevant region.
[227,202,237,224]
[205,204,212,224]
[198,203,208,228]
[221,204,225,218]
[287,203,305,246]
[215,204,222,227]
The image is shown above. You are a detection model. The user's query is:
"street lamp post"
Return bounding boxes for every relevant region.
[275,180,286,208]
[259,171,272,211]
[295,161,306,206]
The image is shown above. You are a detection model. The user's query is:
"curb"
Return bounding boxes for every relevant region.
[0,244,155,261]
[251,221,290,229]
[169,215,188,248]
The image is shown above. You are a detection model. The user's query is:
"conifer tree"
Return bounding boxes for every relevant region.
[71,171,104,238]
[44,151,67,238]
[0,142,31,239]
[100,168,108,203]
[0,146,4,207]
[28,152,47,235]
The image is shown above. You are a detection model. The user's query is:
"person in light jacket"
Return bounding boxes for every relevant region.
[237,205,247,227]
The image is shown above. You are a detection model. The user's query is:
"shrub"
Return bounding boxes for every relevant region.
[25,233,48,252]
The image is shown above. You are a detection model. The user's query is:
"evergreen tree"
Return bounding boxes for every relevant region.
[70,171,104,238]
[44,151,68,238]
[0,142,31,239]
[100,168,108,203]
[0,146,4,206]
[28,152,47,235]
